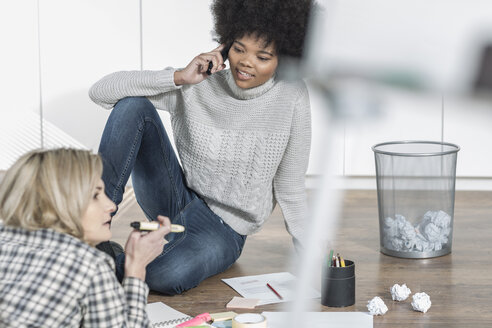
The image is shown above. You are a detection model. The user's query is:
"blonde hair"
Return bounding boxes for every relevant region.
[0,148,102,239]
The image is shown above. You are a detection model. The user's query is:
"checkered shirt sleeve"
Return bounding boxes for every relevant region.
[123,277,151,325]
[81,260,151,327]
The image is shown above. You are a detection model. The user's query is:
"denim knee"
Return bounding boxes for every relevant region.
[145,267,197,295]
[144,241,242,295]
[115,251,193,295]
[113,96,157,121]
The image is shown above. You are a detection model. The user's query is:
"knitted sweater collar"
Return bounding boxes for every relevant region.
[224,69,276,100]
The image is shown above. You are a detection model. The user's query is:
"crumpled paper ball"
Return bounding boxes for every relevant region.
[390,283,412,301]
[384,216,399,237]
[428,210,451,228]
[411,292,431,313]
[367,296,388,316]
[418,210,451,243]
[383,214,418,251]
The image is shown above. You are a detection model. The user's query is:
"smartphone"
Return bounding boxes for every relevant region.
[206,43,232,75]
[221,43,231,61]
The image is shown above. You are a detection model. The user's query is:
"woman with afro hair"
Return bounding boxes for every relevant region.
[89,0,314,295]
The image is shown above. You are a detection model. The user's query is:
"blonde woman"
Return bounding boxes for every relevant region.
[0,148,171,327]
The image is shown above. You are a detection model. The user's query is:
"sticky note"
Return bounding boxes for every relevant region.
[210,311,237,321]
[226,297,260,309]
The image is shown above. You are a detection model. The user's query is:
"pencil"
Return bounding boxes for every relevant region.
[266,283,283,300]
[340,255,346,267]
[328,250,334,267]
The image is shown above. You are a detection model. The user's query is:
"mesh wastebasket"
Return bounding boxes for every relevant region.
[372,141,460,258]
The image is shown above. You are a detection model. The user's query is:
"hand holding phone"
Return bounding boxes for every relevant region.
[174,44,231,86]
[206,43,231,75]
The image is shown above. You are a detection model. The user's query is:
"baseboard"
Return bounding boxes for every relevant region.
[305,175,492,191]
[2,171,490,191]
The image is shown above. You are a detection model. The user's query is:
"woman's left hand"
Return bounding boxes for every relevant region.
[123,215,171,280]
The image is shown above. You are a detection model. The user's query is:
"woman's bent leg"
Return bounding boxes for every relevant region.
[97,96,193,261]
[98,96,193,218]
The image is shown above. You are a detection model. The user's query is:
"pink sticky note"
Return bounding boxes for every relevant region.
[226,297,260,309]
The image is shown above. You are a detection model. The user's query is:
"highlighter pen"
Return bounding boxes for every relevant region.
[130,221,185,233]
[176,313,213,328]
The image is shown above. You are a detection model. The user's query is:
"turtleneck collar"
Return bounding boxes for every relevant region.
[224,69,276,100]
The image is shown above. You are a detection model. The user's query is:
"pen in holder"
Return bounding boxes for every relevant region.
[321,260,355,307]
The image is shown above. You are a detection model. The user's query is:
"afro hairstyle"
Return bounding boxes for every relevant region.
[211,0,314,58]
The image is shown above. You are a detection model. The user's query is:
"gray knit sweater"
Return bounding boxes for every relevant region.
[89,68,311,242]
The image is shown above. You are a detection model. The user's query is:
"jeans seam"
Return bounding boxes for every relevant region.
[211,211,245,257]
[145,117,184,211]
[112,120,143,204]
[154,197,197,258]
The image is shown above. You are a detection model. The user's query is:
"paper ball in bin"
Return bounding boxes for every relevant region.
[383,211,452,252]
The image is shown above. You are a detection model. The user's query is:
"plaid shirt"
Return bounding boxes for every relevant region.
[0,223,151,327]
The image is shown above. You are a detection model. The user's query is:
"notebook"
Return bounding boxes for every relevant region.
[146,302,192,328]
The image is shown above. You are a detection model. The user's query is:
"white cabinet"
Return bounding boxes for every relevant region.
[40,0,140,151]
[344,89,443,176]
[0,1,41,168]
[443,96,492,177]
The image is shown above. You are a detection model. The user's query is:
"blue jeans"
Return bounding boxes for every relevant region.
[98,97,246,295]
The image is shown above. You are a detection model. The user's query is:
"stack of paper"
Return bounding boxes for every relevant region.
[222,272,321,305]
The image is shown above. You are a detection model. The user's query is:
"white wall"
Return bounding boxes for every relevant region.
[1,0,492,189]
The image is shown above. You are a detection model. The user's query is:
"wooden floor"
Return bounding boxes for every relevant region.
[111,190,492,327]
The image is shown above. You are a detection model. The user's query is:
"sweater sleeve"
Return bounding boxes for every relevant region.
[273,84,311,246]
[81,261,150,328]
[88,67,182,111]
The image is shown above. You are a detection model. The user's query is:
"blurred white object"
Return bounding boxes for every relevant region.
[411,292,432,313]
[281,1,492,327]
[304,0,492,95]
[390,283,412,301]
[367,296,388,316]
